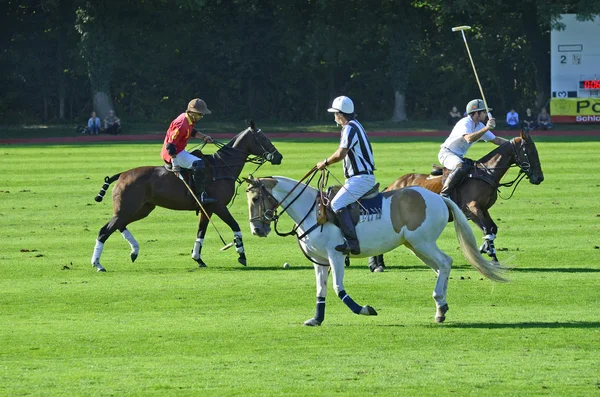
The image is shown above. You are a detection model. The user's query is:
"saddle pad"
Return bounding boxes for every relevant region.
[358,193,383,221]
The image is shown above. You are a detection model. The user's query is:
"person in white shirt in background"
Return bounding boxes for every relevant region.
[438,99,508,199]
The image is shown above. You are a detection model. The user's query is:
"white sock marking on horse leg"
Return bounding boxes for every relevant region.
[121,230,139,255]
[91,240,104,265]
[234,231,244,254]
[192,238,203,260]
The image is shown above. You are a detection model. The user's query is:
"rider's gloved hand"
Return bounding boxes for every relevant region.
[166,142,177,157]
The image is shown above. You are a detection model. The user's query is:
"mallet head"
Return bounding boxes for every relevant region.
[452,26,472,32]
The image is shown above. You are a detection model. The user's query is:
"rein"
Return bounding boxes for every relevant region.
[248,168,320,238]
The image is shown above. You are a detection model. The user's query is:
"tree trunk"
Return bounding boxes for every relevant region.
[522,4,550,109]
[391,90,407,122]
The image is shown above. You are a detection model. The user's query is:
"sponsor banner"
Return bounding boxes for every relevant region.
[550,98,600,123]
[552,115,600,123]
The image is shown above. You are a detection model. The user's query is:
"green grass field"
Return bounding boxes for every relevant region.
[1,136,599,396]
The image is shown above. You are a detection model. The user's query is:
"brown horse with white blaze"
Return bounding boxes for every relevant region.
[368,129,543,271]
[91,121,282,272]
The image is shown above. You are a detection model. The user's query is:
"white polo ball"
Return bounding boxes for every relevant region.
[283,262,290,269]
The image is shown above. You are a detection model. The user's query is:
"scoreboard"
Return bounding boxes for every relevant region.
[550,14,600,123]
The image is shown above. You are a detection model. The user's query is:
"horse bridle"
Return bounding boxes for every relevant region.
[510,137,532,176]
[496,137,533,198]
[246,169,319,236]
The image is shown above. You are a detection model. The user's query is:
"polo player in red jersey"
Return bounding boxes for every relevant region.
[161,98,216,204]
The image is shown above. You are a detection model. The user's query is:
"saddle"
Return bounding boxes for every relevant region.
[316,183,382,227]
[164,163,196,192]
[433,159,497,189]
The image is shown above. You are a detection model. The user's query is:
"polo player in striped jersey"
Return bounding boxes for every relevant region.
[316,96,376,255]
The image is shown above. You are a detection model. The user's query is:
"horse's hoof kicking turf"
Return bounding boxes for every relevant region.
[435,304,449,323]
[303,318,322,326]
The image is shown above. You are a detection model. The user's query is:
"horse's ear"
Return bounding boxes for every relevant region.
[242,176,256,186]
[520,129,527,141]
[520,128,531,142]
[249,119,256,131]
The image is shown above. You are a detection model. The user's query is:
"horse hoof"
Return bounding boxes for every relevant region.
[92,262,106,272]
[303,318,322,326]
[374,266,385,273]
[435,304,449,323]
[130,252,138,263]
[195,258,207,268]
[361,305,378,316]
[238,253,247,266]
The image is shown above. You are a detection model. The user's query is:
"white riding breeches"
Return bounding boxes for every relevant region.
[438,147,464,171]
[330,174,376,212]
[172,150,201,169]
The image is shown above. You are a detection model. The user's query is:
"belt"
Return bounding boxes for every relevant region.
[351,170,374,176]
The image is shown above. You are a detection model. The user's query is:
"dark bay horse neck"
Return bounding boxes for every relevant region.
[91,123,282,271]
[475,137,524,186]
[369,129,543,270]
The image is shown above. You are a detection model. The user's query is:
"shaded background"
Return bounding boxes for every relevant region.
[2,0,599,124]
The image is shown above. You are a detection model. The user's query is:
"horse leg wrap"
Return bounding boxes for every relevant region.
[315,296,326,323]
[338,290,362,314]
[121,230,139,253]
[91,240,104,265]
[480,234,497,256]
[192,238,203,260]
[234,231,244,254]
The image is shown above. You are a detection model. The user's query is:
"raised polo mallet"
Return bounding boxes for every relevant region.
[452,25,493,120]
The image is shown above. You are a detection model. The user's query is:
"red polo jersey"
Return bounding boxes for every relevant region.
[161,112,195,162]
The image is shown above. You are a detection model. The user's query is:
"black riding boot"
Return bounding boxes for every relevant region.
[440,162,469,198]
[335,206,360,255]
[192,161,216,204]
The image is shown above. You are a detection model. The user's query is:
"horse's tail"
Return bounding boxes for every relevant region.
[94,173,121,202]
[442,196,508,282]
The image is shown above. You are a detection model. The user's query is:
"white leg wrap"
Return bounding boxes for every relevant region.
[121,230,139,254]
[483,233,496,241]
[234,231,244,254]
[92,240,104,265]
[192,238,203,260]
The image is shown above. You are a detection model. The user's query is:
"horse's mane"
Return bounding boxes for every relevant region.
[270,176,318,196]
[477,137,520,164]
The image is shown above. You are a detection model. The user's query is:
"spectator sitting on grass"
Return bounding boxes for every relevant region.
[447,106,462,126]
[537,108,553,130]
[506,108,519,129]
[104,110,121,135]
[521,108,535,130]
[87,111,101,135]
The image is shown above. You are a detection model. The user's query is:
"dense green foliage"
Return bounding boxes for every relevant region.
[3,1,600,124]
[1,136,599,395]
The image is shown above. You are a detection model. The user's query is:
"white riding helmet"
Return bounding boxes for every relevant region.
[328,96,354,114]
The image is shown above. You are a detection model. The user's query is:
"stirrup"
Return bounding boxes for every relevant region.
[335,239,360,255]
[199,192,216,204]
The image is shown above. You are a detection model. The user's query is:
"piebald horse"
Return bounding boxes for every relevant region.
[368,129,543,271]
[91,122,282,272]
[245,176,506,326]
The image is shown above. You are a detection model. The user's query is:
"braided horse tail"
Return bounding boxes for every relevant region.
[94,174,121,202]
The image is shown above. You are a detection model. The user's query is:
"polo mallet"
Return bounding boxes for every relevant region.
[452,25,493,120]
[174,171,230,249]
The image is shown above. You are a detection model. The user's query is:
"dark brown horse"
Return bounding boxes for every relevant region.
[368,129,543,271]
[91,121,283,272]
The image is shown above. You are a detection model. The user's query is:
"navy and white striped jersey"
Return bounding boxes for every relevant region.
[339,120,376,178]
